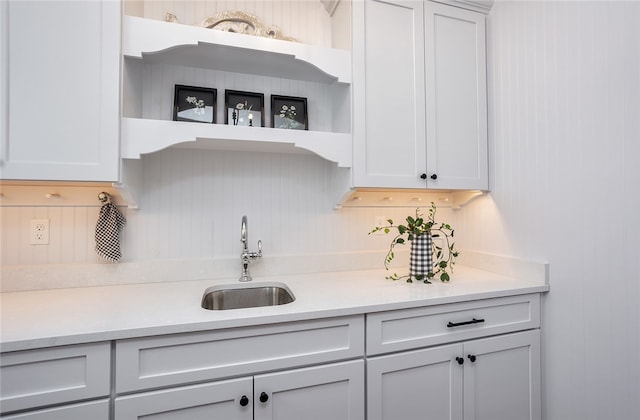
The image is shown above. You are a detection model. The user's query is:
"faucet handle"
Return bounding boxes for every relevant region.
[256,240,263,257]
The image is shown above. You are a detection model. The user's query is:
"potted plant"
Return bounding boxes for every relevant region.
[369,203,459,283]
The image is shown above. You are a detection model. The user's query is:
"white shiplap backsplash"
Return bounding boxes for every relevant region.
[1,149,452,290]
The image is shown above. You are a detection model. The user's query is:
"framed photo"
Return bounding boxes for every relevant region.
[173,85,217,123]
[271,95,308,130]
[224,90,265,127]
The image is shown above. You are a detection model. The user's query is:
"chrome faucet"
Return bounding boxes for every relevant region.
[239,215,262,282]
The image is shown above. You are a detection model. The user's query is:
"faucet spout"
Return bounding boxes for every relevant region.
[239,215,262,282]
[241,215,248,247]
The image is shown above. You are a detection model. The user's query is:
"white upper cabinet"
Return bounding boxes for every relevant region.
[352,0,427,189]
[425,1,488,190]
[121,6,353,168]
[352,0,489,190]
[0,0,120,182]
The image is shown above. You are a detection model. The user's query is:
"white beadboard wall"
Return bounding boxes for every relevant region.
[129,0,334,47]
[134,64,342,132]
[1,149,449,267]
[456,2,640,419]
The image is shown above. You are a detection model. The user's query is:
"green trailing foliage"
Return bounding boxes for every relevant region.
[369,203,459,284]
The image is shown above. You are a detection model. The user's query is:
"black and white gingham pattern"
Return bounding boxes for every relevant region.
[95,202,126,263]
[410,233,433,277]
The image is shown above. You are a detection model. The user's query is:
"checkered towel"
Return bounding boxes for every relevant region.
[95,202,126,263]
[410,233,433,277]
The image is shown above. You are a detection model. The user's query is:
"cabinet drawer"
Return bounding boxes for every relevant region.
[116,315,365,392]
[1,399,109,420]
[366,294,540,355]
[115,377,253,420]
[0,342,111,414]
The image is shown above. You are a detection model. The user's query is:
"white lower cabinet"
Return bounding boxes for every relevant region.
[462,331,541,420]
[113,316,366,420]
[0,342,111,419]
[115,377,253,420]
[115,360,364,420]
[367,330,541,420]
[254,360,364,420]
[0,296,543,420]
[366,294,542,420]
[368,342,463,420]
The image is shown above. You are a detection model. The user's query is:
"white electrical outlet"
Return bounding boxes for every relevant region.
[374,216,387,235]
[30,219,50,245]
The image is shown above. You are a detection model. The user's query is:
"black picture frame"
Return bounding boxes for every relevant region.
[224,90,265,127]
[173,85,217,124]
[271,95,308,130]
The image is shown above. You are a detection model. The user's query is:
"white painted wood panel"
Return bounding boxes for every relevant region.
[0,343,111,413]
[133,64,338,131]
[352,0,427,188]
[115,315,364,392]
[1,150,454,267]
[464,330,541,420]
[425,2,488,189]
[255,360,365,420]
[115,377,253,420]
[130,0,334,48]
[366,293,540,355]
[1,0,120,181]
[367,343,463,420]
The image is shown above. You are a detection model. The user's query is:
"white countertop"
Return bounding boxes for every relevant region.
[0,264,548,352]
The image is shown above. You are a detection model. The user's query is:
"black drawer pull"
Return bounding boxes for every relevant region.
[447,318,485,328]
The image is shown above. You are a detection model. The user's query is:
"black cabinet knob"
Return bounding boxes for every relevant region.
[456,356,464,365]
[468,354,477,362]
[259,392,269,403]
[420,173,427,180]
[430,174,438,180]
[239,395,249,406]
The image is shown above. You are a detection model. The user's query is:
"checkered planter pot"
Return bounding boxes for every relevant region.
[410,233,433,277]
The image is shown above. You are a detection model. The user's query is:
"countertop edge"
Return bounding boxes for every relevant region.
[0,277,548,353]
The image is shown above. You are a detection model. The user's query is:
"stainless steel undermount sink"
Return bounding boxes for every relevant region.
[201,282,295,310]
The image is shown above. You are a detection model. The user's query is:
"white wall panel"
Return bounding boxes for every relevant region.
[456,2,640,419]
[135,0,332,47]
[2,150,439,268]
[133,64,336,131]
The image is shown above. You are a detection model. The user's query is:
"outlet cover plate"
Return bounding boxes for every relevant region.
[30,219,50,245]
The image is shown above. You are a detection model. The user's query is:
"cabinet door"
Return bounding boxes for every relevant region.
[255,360,365,420]
[114,377,253,420]
[352,0,427,188]
[464,330,541,420]
[0,342,111,414]
[424,2,488,190]
[0,0,120,181]
[367,344,463,420]
[1,399,108,420]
